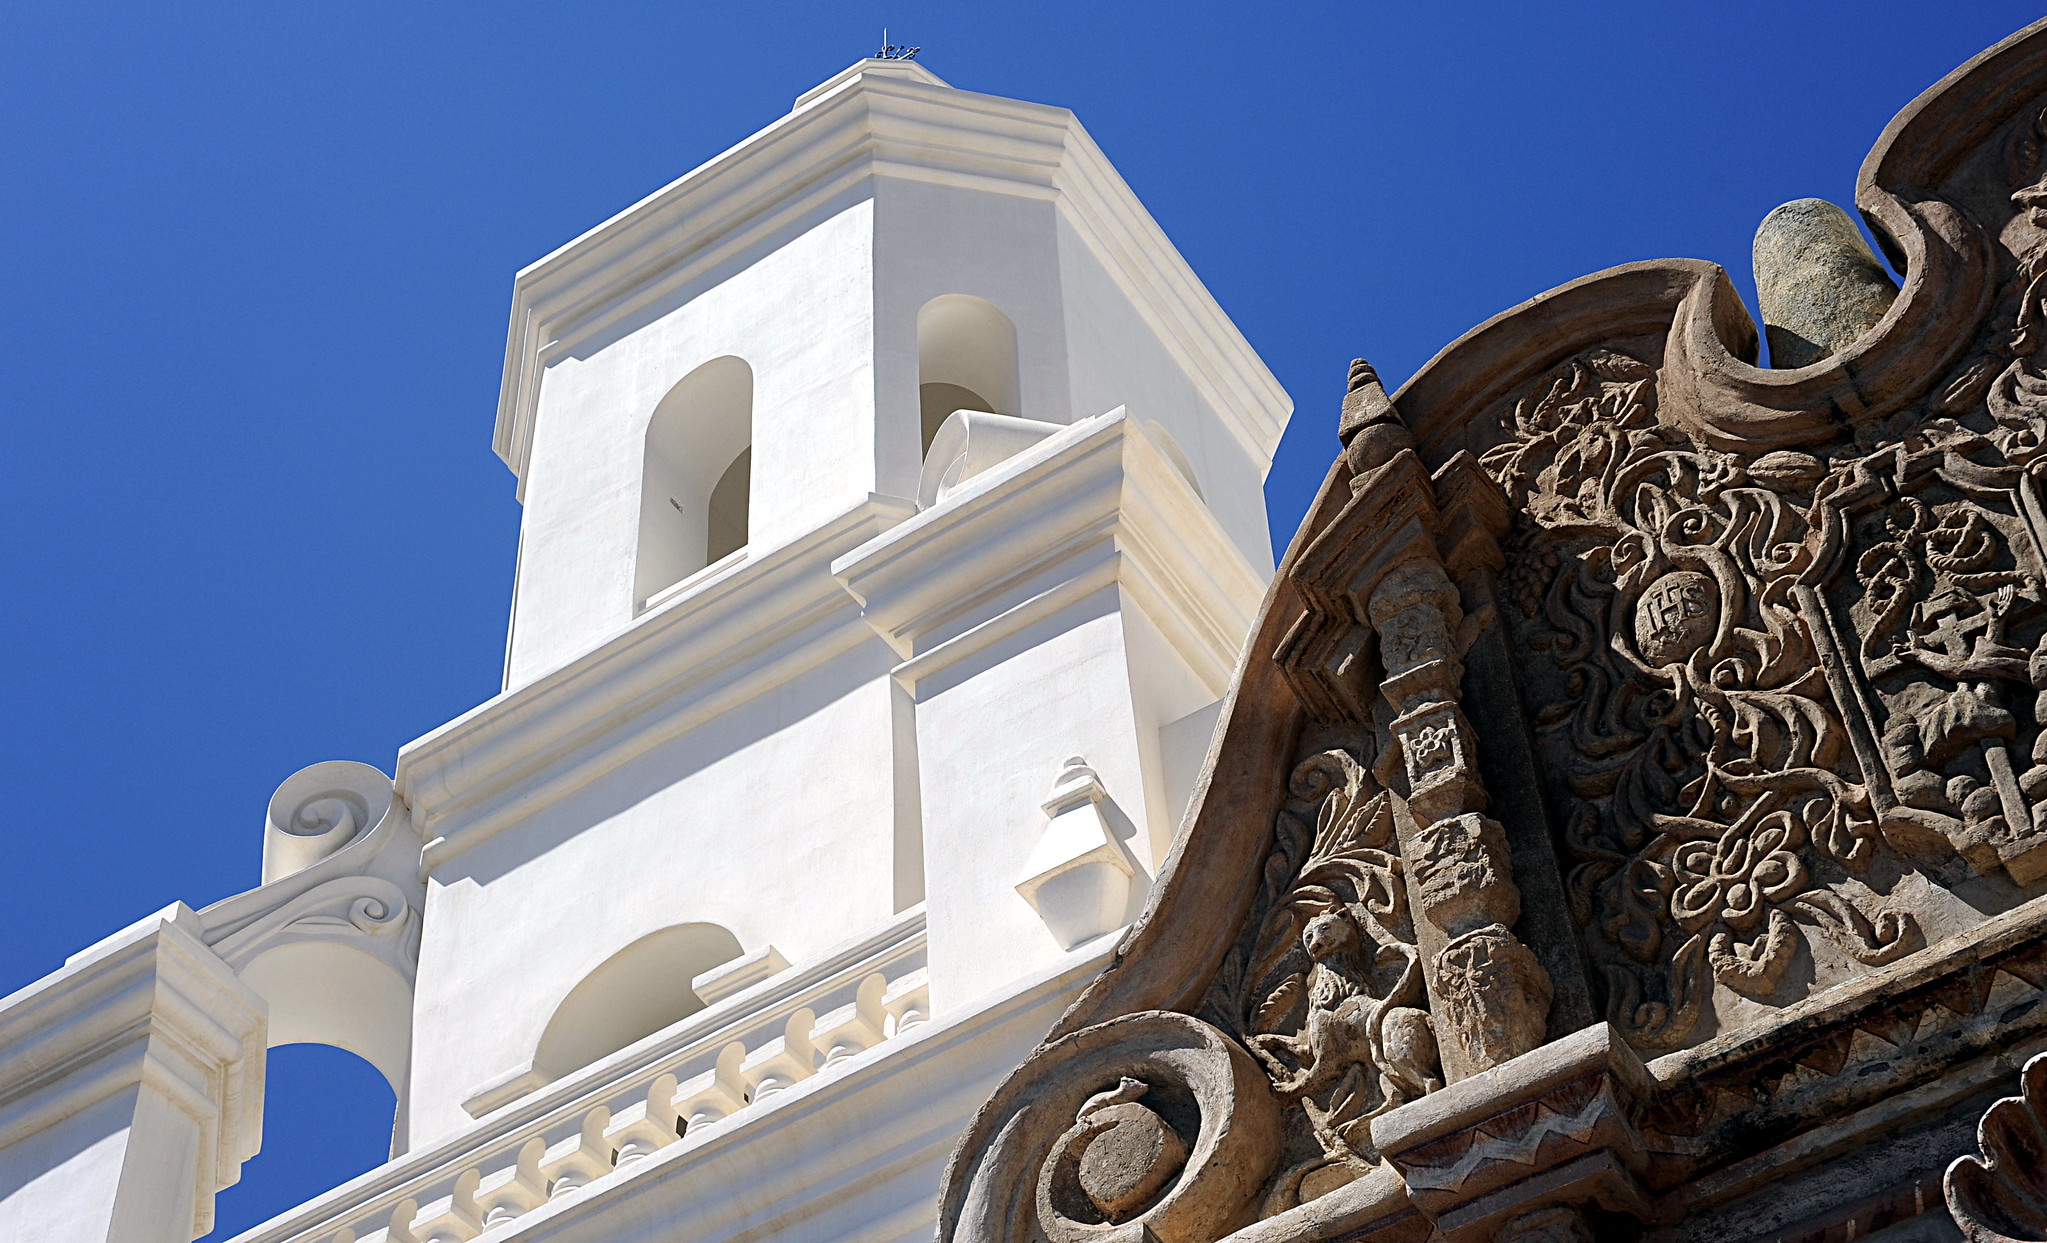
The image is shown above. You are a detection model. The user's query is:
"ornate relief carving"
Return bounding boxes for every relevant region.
[204,761,423,983]
[1363,552,1552,1077]
[1271,362,1558,1090]
[1485,164,2047,1043]
[941,22,2047,1243]
[1481,344,1961,1049]
[1199,749,1436,1209]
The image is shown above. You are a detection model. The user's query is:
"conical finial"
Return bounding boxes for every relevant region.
[1337,356,1412,473]
[1346,357,1380,394]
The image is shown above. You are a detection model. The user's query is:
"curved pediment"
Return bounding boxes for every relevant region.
[941,17,2047,1243]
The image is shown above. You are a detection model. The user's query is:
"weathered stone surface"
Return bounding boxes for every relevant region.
[1496,1206,1594,1243]
[1948,1051,2047,1243]
[939,18,2047,1243]
[1753,197,1901,369]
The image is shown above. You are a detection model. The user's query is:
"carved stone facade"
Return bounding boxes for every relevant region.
[941,18,2047,1243]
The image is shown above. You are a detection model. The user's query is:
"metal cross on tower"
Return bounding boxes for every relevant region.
[878,29,920,60]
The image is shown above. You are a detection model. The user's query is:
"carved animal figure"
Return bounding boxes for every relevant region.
[1251,908,1438,1105]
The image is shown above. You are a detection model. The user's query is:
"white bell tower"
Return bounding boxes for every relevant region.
[390,56,1292,1149]
[493,57,1284,678]
[0,57,1295,1243]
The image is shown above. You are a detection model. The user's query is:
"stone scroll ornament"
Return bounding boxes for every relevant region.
[941,20,2047,1243]
[1950,1051,2047,1243]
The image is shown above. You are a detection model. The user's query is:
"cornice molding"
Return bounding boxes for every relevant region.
[398,496,915,871]
[831,411,1265,700]
[0,906,265,1237]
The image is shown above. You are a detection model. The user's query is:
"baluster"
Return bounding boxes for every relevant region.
[540,1108,614,1200]
[474,1136,546,1227]
[607,1073,681,1166]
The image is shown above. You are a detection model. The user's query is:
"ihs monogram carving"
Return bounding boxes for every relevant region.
[1485,120,2047,1050]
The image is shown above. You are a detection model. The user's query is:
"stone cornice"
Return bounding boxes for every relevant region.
[0,905,265,1237]
[491,63,1289,500]
[398,496,915,873]
[830,411,1265,700]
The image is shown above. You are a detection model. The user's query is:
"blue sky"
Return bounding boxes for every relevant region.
[4,2,2040,1237]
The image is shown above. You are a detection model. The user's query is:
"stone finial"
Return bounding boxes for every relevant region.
[1015,758,1141,949]
[1752,198,1899,369]
[1338,356,1414,472]
[1346,357,1380,394]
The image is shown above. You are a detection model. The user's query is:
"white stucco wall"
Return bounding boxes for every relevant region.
[406,642,908,1144]
[0,1090,158,1243]
[392,54,1297,1203]
[508,197,880,685]
[1054,213,1275,575]
[868,180,1073,499]
[915,600,1154,1012]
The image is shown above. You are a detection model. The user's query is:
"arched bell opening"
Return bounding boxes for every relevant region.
[917,295,1019,457]
[201,1043,396,1241]
[239,939,414,1094]
[636,356,754,607]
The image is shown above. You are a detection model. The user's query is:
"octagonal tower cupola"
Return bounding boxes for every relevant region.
[490,56,1289,687]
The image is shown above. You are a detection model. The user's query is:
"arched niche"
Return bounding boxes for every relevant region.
[918,296,1019,456]
[637,356,753,607]
[533,923,744,1081]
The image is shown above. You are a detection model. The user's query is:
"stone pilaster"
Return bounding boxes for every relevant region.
[1368,557,1551,1080]
[0,905,265,1243]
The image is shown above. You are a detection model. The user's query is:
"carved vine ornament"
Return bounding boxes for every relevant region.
[942,19,2047,1243]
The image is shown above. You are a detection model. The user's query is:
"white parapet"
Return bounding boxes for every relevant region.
[0,905,265,1243]
[214,911,1108,1243]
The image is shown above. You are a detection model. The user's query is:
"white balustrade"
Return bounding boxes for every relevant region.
[231,909,930,1243]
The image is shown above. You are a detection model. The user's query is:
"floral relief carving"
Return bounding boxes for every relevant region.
[1482,136,2047,1052]
[1481,343,1956,1050]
